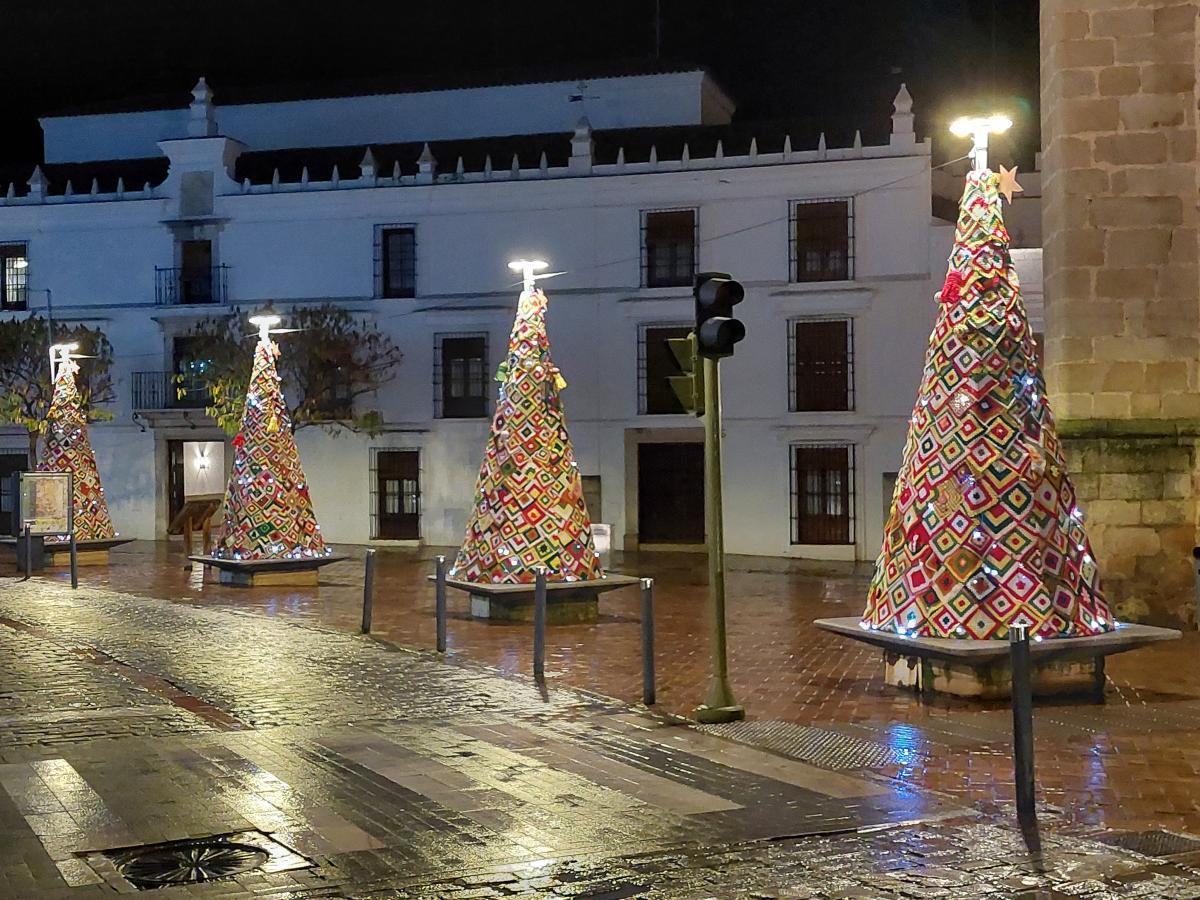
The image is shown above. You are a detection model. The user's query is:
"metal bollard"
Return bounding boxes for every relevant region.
[69,532,78,589]
[533,567,547,681]
[1192,547,1200,630]
[361,549,376,634]
[641,578,656,705]
[22,523,32,581]
[1009,624,1036,825]
[435,555,447,653]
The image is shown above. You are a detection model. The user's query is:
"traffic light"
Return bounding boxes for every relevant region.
[667,332,704,417]
[694,272,745,359]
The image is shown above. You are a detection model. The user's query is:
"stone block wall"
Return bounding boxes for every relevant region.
[1062,429,1199,623]
[1042,0,1200,624]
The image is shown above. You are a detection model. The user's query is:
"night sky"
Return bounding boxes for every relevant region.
[1,0,1040,168]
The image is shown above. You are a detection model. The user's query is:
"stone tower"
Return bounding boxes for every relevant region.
[1041,1,1200,623]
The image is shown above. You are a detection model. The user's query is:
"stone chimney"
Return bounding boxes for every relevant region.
[889,83,915,148]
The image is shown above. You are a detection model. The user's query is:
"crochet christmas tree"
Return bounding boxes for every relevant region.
[214,335,328,561]
[37,355,116,542]
[863,169,1111,640]
[451,287,602,584]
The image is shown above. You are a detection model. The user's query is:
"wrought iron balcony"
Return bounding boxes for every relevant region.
[154,265,229,306]
[132,372,213,412]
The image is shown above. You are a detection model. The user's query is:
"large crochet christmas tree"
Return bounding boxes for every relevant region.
[38,354,116,542]
[863,168,1111,640]
[450,287,602,584]
[213,334,329,561]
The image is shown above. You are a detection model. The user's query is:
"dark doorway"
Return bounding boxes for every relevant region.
[374,450,420,540]
[167,440,186,525]
[0,452,29,535]
[179,240,213,304]
[637,442,704,543]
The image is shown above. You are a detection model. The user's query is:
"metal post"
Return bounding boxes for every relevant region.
[435,555,447,653]
[1192,547,1200,630]
[641,577,656,705]
[69,532,78,589]
[22,523,31,580]
[361,549,376,634]
[1010,624,1036,825]
[533,567,547,681]
[696,356,743,723]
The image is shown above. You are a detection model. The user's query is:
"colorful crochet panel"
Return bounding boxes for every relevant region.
[214,337,329,561]
[863,169,1111,640]
[451,287,602,584]
[37,357,116,542]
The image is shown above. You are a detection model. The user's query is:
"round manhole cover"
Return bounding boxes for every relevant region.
[118,840,268,886]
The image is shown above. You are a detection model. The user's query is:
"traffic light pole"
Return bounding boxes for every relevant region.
[695,355,745,724]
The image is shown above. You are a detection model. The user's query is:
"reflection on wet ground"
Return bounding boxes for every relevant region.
[36,540,1200,835]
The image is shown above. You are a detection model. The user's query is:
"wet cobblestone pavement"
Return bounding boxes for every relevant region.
[65,542,1200,837]
[2,561,1200,896]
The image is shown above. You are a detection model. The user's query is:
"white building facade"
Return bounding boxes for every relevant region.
[0,68,963,562]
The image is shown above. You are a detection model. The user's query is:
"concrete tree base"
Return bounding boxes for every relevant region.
[815,616,1181,700]
[439,574,643,624]
[44,538,135,568]
[189,554,348,588]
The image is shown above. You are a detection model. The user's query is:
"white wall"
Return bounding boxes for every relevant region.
[183,440,224,496]
[1,92,954,561]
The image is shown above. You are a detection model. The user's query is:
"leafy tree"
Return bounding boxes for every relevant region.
[179,304,403,436]
[0,316,115,458]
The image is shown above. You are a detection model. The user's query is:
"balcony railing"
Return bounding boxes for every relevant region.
[154,265,229,305]
[132,372,213,412]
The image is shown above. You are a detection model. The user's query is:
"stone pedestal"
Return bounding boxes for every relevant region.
[883,650,1104,699]
[440,574,643,624]
[816,616,1180,700]
[44,538,135,568]
[189,554,347,588]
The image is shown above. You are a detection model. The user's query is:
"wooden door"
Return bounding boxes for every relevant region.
[637,442,704,543]
[167,440,186,525]
[376,451,420,539]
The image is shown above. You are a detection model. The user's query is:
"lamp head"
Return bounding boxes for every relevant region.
[949,114,1012,138]
[249,303,282,330]
[49,341,79,358]
[507,259,549,274]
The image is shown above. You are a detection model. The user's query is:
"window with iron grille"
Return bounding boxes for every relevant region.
[790,444,855,545]
[0,243,28,311]
[434,333,489,418]
[790,199,853,282]
[375,225,416,298]
[369,448,421,539]
[642,209,697,288]
[638,323,692,414]
[789,318,854,412]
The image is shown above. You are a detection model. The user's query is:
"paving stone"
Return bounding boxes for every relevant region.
[0,576,1196,896]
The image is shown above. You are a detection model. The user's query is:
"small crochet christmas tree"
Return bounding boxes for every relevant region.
[37,354,116,542]
[863,168,1110,640]
[451,286,602,584]
[214,333,328,561]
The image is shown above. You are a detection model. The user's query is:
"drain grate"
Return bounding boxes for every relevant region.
[89,829,313,890]
[696,720,907,770]
[117,841,267,887]
[1093,829,1200,858]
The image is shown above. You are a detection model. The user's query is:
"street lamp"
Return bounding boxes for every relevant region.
[508,258,548,294]
[248,303,282,343]
[949,113,1012,171]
